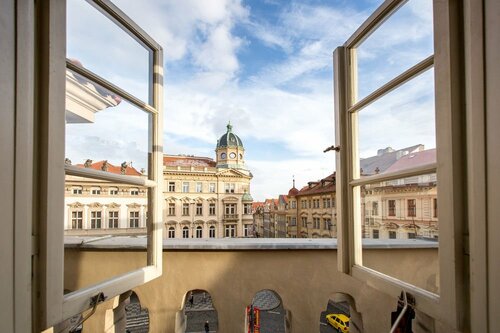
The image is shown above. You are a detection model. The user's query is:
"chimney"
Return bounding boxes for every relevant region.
[101,160,109,172]
[84,159,92,168]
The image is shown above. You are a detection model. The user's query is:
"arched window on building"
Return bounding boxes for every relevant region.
[196,226,203,238]
[182,226,189,239]
[168,227,175,239]
[209,226,216,238]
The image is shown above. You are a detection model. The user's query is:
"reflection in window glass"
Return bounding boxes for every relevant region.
[66,0,151,102]
[358,172,439,293]
[354,0,434,100]
[357,68,436,178]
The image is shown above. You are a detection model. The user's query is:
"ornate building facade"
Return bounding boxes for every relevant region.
[64,161,149,236]
[162,123,254,239]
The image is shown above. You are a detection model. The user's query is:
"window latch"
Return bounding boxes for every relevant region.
[69,292,106,332]
[323,145,340,153]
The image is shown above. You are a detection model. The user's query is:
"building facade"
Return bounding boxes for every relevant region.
[360,148,438,239]
[64,160,149,236]
[162,123,254,239]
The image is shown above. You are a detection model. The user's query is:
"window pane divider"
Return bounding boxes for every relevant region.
[348,55,434,113]
[62,265,160,320]
[65,165,156,187]
[66,59,158,115]
[349,163,437,187]
[344,0,407,48]
[351,265,441,316]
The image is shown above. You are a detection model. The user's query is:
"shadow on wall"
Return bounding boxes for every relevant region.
[319,293,363,333]
[176,289,218,333]
[245,289,290,333]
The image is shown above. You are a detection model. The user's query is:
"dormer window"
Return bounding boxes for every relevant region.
[72,186,82,195]
[91,187,101,195]
[130,188,139,196]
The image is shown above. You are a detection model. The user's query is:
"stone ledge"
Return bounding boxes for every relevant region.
[64,236,438,250]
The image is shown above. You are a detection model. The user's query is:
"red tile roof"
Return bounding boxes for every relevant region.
[297,173,336,196]
[163,155,216,167]
[384,149,436,174]
[75,160,142,176]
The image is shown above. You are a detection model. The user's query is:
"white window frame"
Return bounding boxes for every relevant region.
[109,187,119,195]
[182,182,189,193]
[196,226,203,238]
[209,226,216,238]
[168,227,175,239]
[209,182,216,193]
[108,210,119,228]
[182,226,189,238]
[334,0,465,328]
[196,182,202,193]
[37,0,164,328]
[168,181,175,192]
[209,203,216,215]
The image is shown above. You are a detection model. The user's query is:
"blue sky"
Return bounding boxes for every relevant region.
[66,0,434,201]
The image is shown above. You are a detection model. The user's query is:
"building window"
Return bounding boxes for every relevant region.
[290,217,297,226]
[225,203,236,215]
[301,217,307,227]
[225,224,236,237]
[196,226,203,238]
[373,229,379,239]
[388,200,396,217]
[389,231,397,239]
[313,217,320,229]
[72,211,83,229]
[196,182,202,193]
[308,200,311,208]
[72,186,82,195]
[182,226,189,238]
[168,227,175,239]
[244,203,252,215]
[209,226,216,238]
[130,188,139,195]
[324,218,331,230]
[244,224,250,237]
[182,203,189,216]
[433,198,437,218]
[90,211,102,228]
[109,187,118,195]
[129,211,140,228]
[168,203,176,216]
[209,203,216,215]
[91,187,101,195]
[408,232,416,239]
[196,203,203,215]
[168,181,175,192]
[372,202,379,216]
[108,211,119,228]
[182,182,189,193]
[291,200,296,209]
[209,183,216,193]
[224,183,235,193]
[407,199,416,217]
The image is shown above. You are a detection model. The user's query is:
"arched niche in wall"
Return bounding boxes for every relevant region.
[176,289,218,333]
[319,292,363,333]
[246,289,290,333]
[124,291,150,333]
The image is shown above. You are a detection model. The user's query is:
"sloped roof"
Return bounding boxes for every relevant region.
[360,144,423,176]
[75,160,142,176]
[163,155,216,167]
[384,149,436,174]
[297,173,336,196]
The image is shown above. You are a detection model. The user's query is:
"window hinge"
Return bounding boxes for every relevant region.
[69,292,106,332]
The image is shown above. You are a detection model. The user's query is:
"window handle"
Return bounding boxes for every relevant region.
[323,145,340,153]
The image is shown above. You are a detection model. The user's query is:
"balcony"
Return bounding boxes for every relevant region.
[62,237,438,332]
[223,213,238,221]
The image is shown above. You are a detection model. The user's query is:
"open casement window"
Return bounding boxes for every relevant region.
[334,0,465,329]
[39,0,163,328]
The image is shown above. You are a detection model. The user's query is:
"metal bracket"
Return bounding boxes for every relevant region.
[324,145,340,153]
[69,292,106,332]
[389,290,415,333]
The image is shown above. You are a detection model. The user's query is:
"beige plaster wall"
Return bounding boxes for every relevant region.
[64,248,440,332]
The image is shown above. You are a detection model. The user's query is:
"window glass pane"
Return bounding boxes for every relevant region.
[67,0,151,102]
[65,69,150,176]
[357,173,439,294]
[353,0,434,101]
[356,68,436,178]
[64,179,149,290]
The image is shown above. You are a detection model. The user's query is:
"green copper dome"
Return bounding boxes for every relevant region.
[216,122,244,148]
[242,191,253,202]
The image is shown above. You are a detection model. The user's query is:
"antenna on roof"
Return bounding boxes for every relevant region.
[293,175,295,188]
